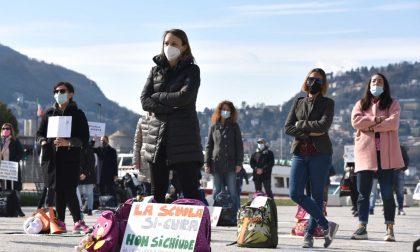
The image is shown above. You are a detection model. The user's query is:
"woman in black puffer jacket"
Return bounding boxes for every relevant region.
[140,29,203,203]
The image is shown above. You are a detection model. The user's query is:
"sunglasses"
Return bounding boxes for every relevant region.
[1,128,11,131]
[53,89,67,94]
[307,77,322,85]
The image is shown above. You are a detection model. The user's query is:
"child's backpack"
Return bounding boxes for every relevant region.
[236,196,278,248]
[172,198,211,252]
[213,191,236,226]
[84,210,119,252]
[291,203,326,237]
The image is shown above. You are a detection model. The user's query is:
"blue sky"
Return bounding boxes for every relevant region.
[1,1,420,113]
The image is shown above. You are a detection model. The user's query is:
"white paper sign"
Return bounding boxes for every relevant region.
[343,145,355,162]
[88,121,106,137]
[0,161,19,181]
[121,202,204,252]
[250,196,268,208]
[207,206,222,227]
[47,116,72,138]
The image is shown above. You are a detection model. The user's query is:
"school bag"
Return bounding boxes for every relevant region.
[291,202,326,237]
[236,195,278,248]
[172,198,211,252]
[98,195,117,209]
[0,190,18,217]
[213,191,236,226]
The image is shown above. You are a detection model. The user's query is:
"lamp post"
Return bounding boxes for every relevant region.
[96,102,102,122]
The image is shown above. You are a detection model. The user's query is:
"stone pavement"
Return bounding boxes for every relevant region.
[0,205,418,252]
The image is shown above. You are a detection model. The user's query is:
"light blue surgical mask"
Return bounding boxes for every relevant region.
[54,93,68,105]
[221,110,231,119]
[370,86,384,97]
[257,143,265,150]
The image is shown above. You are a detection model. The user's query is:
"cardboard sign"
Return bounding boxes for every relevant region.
[121,202,204,252]
[207,206,222,227]
[88,121,106,137]
[0,161,19,181]
[343,145,355,162]
[47,116,72,138]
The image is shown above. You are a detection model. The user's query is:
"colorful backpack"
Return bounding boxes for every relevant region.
[236,196,278,248]
[291,202,326,237]
[172,198,211,252]
[84,210,119,252]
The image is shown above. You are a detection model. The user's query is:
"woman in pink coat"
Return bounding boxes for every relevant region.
[350,73,404,242]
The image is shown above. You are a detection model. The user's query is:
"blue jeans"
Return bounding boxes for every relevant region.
[393,170,405,209]
[77,184,95,210]
[213,171,239,211]
[357,170,395,224]
[289,154,331,234]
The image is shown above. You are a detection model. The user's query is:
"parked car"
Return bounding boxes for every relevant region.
[117,153,135,178]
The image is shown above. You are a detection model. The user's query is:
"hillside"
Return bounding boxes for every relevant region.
[0,43,139,136]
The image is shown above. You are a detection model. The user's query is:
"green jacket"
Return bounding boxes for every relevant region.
[284,95,334,155]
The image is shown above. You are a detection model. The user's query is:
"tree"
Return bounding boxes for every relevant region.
[0,102,18,135]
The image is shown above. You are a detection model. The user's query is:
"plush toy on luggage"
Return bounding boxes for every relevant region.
[75,210,118,252]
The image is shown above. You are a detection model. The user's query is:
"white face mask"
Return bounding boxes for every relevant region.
[164,45,181,61]
[257,143,265,150]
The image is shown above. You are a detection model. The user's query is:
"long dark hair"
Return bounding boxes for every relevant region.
[360,73,393,111]
[211,100,238,124]
[53,81,75,102]
[160,29,195,63]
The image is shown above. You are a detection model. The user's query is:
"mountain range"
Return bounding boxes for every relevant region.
[0,43,139,136]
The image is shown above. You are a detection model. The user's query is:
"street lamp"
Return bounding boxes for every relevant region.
[96,102,102,122]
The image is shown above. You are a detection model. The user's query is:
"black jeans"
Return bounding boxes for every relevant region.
[56,187,82,223]
[149,149,201,203]
[254,178,274,198]
[38,187,56,208]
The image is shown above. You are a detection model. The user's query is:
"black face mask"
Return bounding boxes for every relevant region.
[306,77,322,94]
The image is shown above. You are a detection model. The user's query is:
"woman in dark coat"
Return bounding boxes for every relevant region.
[0,122,25,216]
[204,100,244,212]
[36,81,91,234]
[140,29,203,203]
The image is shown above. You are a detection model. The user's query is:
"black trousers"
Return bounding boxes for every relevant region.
[56,187,82,223]
[254,178,274,198]
[149,150,201,203]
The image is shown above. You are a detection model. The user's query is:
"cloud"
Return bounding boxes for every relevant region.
[0,21,77,37]
[376,2,420,11]
[229,2,351,16]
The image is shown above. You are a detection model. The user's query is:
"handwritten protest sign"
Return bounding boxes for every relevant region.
[0,161,19,181]
[343,145,355,162]
[88,121,106,137]
[121,202,204,252]
[47,116,72,138]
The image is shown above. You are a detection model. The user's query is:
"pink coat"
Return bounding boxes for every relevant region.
[351,99,404,172]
